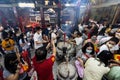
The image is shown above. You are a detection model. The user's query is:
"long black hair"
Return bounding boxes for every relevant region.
[4,53,19,74]
[82,42,95,55]
[19,33,27,43]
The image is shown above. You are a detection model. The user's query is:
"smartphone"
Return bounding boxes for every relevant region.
[20,57,25,64]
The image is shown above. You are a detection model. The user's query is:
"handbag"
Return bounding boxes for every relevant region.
[75,60,84,78]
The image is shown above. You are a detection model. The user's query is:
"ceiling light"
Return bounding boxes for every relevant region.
[18,3,35,8]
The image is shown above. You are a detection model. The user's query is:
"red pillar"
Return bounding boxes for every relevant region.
[19,17,24,32]
[40,7,45,28]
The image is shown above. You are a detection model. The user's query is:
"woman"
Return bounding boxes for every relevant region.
[19,33,30,58]
[84,35,99,53]
[77,42,95,62]
[26,30,34,49]
[3,53,29,80]
[83,50,113,80]
[19,33,30,51]
[75,42,95,79]
[51,28,58,45]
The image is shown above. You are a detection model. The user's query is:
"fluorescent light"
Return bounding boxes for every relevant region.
[65,2,71,6]
[65,3,75,7]
[18,3,35,8]
[80,5,86,8]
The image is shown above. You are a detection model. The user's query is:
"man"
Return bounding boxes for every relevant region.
[99,37,119,53]
[33,27,47,49]
[43,24,52,37]
[32,40,56,80]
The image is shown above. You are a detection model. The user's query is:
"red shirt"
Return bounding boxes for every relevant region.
[0,69,4,80]
[32,55,55,80]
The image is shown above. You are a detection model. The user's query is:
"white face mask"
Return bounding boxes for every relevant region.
[110,44,119,52]
[38,30,42,34]
[24,36,27,38]
[47,28,51,30]
[106,42,114,49]
[86,49,92,54]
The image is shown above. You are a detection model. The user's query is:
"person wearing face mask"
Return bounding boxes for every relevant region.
[84,35,99,53]
[99,37,119,54]
[76,42,95,63]
[43,24,52,38]
[19,33,30,51]
[47,27,51,31]
[33,27,47,49]
[83,50,113,80]
[75,42,95,79]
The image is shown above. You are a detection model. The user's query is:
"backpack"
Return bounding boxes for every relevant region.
[2,38,14,51]
[5,40,11,48]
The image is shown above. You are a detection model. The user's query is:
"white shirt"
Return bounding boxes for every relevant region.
[74,37,83,46]
[33,32,43,49]
[110,44,119,51]
[51,32,57,43]
[83,58,110,80]
[78,24,83,33]
[99,44,109,53]
[74,37,83,53]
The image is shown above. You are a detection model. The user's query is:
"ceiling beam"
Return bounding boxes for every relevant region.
[0,4,17,7]
[92,0,120,8]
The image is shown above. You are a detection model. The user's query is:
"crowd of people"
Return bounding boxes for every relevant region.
[0,18,119,80]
